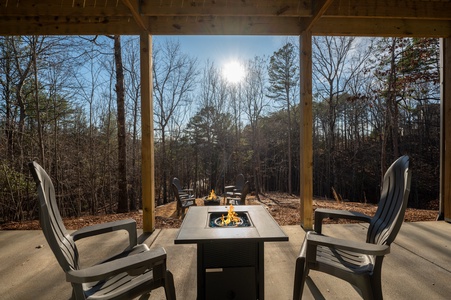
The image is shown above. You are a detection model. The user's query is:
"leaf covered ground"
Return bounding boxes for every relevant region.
[0,193,438,230]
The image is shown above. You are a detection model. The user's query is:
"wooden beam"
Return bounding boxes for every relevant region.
[326,0,451,20]
[299,31,313,231]
[143,0,451,20]
[121,0,150,33]
[313,18,451,38]
[3,0,451,20]
[146,16,303,35]
[140,32,155,233]
[0,1,132,17]
[441,37,451,223]
[140,0,311,17]
[2,15,449,37]
[0,17,140,36]
[300,0,334,32]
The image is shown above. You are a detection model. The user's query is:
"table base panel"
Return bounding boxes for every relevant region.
[206,267,257,300]
[198,242,264,300]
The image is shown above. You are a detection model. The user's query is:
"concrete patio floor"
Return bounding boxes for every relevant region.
[1,220,450,299]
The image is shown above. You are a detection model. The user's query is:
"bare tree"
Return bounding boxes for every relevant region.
[243,56,269,198]
[267,42,299,194]
[123,37,141,211]
[153,39,198,203]
[197,61,238,189]
[312,36,372,196]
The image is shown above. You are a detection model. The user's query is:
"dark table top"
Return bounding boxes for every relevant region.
[174,205,289,244]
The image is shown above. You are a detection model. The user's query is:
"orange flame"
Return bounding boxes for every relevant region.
[207,189,217,200]
[219,204,241,226]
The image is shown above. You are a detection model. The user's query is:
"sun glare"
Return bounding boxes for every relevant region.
[222,61,245,84]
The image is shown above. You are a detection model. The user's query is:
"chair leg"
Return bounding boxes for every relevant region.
[362,258,384,300]
[164,270,177,300]
[368,271,383,300]
[138,293,150,300]
[353,275,379,300]
[293,256,307,300]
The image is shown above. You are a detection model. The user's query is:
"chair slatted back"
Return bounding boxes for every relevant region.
[235,174,245,191]
[367,156,411,246]
[29,162,79,271]
[240,181,250,203]
[171,182,178,198]
[172,182,183,205]
[172,177,183,193]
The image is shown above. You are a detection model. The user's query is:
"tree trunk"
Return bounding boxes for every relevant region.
[32,36,45,165]
[287,92,292,195]
[114,35,129,213]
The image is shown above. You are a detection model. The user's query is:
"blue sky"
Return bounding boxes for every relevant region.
[154,35,295,67]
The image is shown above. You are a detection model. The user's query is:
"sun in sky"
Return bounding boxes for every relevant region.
[222,60,246,84]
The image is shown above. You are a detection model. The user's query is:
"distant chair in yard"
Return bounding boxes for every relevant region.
[172,177,195,199]
[29,161,176,300]
[293,155,411,300]
[225,173,245,197]
[226,181,250,205]
[171,181,196,217]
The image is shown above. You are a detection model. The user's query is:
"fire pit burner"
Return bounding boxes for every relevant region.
[214,216,243,226]
[209,212,252,227]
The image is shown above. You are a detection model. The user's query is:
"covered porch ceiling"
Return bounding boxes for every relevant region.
[1,0,451,37]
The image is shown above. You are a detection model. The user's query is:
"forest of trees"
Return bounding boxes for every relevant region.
[0,35,440,222]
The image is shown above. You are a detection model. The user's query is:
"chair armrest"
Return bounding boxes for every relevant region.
[180,196,196,202]
[179,195,196,207]
[71,219,138,248]
[225,185,235,192]
[305,232,390,259]
[179,191,195,199]
[314,208,372,234]
[66,247,167,284]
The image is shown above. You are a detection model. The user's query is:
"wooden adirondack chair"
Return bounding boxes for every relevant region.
[29,161,176,300]
[172,177,195,199]
[225,173,245,197]
[171,182,196,217]
[293,155,411,300]
[226,181,250,205]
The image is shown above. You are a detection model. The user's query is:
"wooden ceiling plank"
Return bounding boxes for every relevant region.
[0,2,132,18]
[2,16,451,37]
[0,17,139,36]
[147,16,301,35]
[0,9,131,17]
[313,18,451,38]
[140,0,311,17]
[326,0,451,20]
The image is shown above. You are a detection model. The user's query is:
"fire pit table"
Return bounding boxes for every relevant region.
[174,205,288,300]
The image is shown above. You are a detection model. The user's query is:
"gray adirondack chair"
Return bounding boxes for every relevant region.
[172,177,195,199]
[293,155,411,300]
[225,173,245,197]
[226,181,249,205]
[171,182,196,217]
[29,161,176,300]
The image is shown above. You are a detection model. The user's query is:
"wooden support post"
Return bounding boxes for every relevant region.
[140,32,155,232]
[441,37,451,222]
[299,31,313,230]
